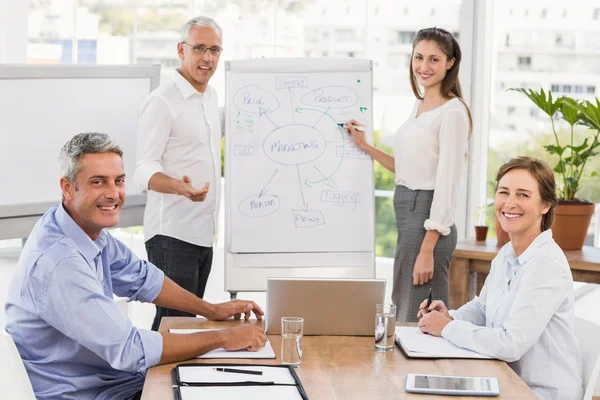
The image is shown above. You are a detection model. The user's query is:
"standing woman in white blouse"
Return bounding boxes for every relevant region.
[346,27,472,322]
[417,157,583,399]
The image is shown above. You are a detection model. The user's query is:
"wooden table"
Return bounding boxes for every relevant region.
[449,238,600,309]
[141,317,536,399]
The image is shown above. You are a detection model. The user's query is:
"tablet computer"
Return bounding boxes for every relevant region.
[405,374,500,396]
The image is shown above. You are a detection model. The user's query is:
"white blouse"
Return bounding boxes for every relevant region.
[392,98,470,235]
[442,230,583,400]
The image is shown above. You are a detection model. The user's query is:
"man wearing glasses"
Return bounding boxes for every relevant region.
[134,16,225,331]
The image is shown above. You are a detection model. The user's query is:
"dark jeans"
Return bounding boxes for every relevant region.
[146,234,213,331]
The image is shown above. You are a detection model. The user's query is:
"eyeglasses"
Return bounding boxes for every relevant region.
[182,42,223,56]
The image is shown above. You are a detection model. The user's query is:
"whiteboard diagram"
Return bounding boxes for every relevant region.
[226,62,374,254]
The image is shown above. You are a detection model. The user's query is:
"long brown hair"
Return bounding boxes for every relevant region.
[495,157,558,231]
[409,27,473,135]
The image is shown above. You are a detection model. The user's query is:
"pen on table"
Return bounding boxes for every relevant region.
[425,288,433,313]
[337,122,365,132]
[214,367,263,375]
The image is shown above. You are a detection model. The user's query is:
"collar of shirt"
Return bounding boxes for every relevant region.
[503,229,553,281]
[173,69,206,100]
[55,203,108,266]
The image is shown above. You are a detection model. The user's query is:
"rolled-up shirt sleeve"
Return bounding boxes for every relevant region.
[37,257,163,372]
[133,95,174,191]
[107,234,164,303]
[424,108,470,235]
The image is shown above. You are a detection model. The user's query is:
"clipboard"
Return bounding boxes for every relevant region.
[172,363,309,400]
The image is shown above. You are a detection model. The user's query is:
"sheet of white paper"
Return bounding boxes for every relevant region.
[169,328,276,359]
[180,385,303,400]
[395,326,492,359]
[178,365,296,385]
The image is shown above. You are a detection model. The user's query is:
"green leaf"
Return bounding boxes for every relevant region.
[566,139,589,153]
[544,144,566,156]
[508,88,562,119]
[554,161,566,174]
[576,100,600,131]
[559,97,581,127]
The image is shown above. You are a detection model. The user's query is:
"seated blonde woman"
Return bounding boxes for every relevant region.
[416,156,583,400]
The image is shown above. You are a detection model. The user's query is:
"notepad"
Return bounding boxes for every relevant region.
[169,328,276,359]
[395,326,493,359]
[179,386,304,400]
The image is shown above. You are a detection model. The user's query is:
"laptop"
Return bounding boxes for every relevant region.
[266,277,386,336]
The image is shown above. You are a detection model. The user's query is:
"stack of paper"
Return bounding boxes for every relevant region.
[395,327,493,359]
[169,328,276,359]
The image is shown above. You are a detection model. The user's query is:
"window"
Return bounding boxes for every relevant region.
[393,31,415,45]
[594,8,600,20]
[517,56,532,69]
[488,2,600,248]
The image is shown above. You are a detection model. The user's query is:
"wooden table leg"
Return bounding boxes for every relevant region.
[449,257,470,309]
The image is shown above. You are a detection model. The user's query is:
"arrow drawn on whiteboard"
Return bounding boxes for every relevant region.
[261,108,278,128]
[296,165,308,211]
[313,165,337,189]
[259,169,279,198]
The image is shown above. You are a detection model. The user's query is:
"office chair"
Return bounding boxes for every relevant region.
[0,332,36,400]
[575,317,600,400]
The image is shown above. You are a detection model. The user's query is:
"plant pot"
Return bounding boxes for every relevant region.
[495,216,510,247]
[552,202,595,250]
[474,226,489,242]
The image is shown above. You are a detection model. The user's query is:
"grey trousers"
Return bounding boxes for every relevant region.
[392,185,457,322]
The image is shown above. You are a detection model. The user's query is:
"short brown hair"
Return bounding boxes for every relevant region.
[495,157,557,231]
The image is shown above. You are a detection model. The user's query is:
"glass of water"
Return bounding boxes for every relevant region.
[281,317,303,367]
[375,303,396,351]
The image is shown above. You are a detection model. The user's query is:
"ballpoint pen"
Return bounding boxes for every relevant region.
[214,367,263,375]
[425,288,433,313]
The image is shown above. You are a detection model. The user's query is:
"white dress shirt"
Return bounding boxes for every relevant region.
[442,230,583,400]
[392,98,469,235]
[134,70,222,247]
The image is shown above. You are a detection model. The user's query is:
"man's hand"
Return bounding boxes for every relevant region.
[177,176,209,202]
[413,251,434,285]
[221,324,267,352]
[417,310,452,337]
[210,300,264,321]
[417,299,452,319]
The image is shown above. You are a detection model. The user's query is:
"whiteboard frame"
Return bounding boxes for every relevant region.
[0,64,161,239]
[224,58,376,293]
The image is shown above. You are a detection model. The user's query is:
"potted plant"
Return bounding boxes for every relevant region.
[473,204,489,242]
[510,89,600,250]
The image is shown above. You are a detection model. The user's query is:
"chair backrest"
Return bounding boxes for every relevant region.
[0,332,36,400]
[575,317,600,400]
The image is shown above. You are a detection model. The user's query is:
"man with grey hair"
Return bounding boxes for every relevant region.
[5,133,266,400]
[134,16,225,331]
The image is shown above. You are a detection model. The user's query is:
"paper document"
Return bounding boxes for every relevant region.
[169,328,276,359]
[179,385,303,400]
[395,326,493,359]
[177,365,296,385]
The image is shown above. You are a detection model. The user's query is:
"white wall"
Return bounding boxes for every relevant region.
[0,0,27,63]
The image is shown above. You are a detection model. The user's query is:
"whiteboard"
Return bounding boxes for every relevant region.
[224,58,375,293]
[0,65,160,239]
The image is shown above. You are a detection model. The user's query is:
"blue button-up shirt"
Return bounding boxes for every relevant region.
[5,204,165,400]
